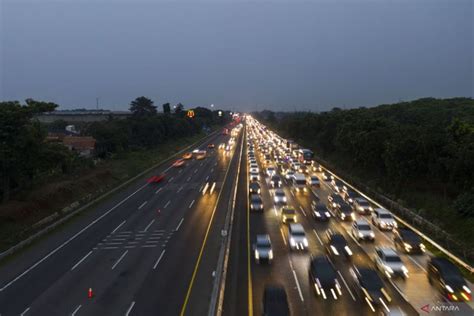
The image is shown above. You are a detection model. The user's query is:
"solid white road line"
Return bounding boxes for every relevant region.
[313,229,324,246]
[337,270,356,301]
[20,307,30,316]
[153,250,166,269]
[0,182,149,291]
[71,250,93,271]
[138,201,148,210]
[292,270,304,302]
[111,250,129,270]
[111,220,126,234]
[299,206,307,217]
[280,228,287,246]
[155,187,163,194]
[143,219,155,233]
[189,200,195,208]
[177,185,184,193]
[175,218,184,231]
[125,301,135,316]
[164,200,171,209]
[71,305,82,316]
[407,255,427,272]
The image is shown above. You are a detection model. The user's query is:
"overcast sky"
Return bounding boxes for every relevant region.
[1,0,472,112]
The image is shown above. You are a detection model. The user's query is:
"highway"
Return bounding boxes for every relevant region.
[0,125,243,316]
[223,117,473,316]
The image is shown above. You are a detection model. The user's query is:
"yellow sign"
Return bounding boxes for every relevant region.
[187,110,195,118]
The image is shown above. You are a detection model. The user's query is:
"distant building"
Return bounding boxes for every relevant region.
[36,110,131,123]
[62,136,96,157]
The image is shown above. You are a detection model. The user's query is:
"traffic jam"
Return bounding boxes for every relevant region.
[245,116,472,316]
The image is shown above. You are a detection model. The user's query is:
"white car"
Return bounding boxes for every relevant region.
[266,166,276,177]
[374,247,408,279]
[273,188,287,204]
[250,171,260,181]
[288,223,308,251]
[249,163,259,173]
[285,170,295,180]
[351,219,375,241]
[307,175,320,187]
[371,208,397,231]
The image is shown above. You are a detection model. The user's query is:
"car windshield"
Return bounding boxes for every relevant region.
[257,240,271,248]
[251,196,261,203]
[400,230,420,242]
[283,209,295,215]
[385,255,401,263]
[380,213,393,219]
[292,231,305,237]
[276,191,285,197]
[358,200,370,206]
[360,270,384,291]
[331,234,347,246]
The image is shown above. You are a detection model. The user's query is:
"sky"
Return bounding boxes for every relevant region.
[0,0,472,112]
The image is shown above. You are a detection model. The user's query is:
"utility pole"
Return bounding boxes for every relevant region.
[96,97,99,110]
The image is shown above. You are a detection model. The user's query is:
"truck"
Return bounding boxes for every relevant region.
[285,139,299,151]
[292,173,308,192]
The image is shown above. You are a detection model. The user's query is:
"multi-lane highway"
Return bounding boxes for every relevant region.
[0,125,244,316]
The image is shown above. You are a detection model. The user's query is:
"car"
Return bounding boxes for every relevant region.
[281,206,297,223]
[311,162,323,172]
[147,174,165,183]
[196,150,207,159]
[250,171,260,181]
[284,170,295,180]
[172,159,186,167]
[325,230,353,259]
[249,158,257,165]
[351,219,375,241]
[249,181,261,194]
[342,189,358,204]
[371,208,397,231]
[311,201,331,221]
[288,223,308,250]
[353,198,373,215]
[250,194,264,211]
[321,171,330,181]
[374,247,408,279]
[307,175,320,187]
[309,256,342,300]
[253,234,273,263]
[262,286,290,316]
[327,193,345,209]
[182,152,193,160]
[335,203,355,221]
[266,166,276,177]
[249,163,259,173]
[218,143,225,150]
[349,266,392,313]
[270,175,282,188]
[330,178,344,192]
[208,143,215,149]
[273,188,287,204]
[427,257,471,302]
[393,228,426,254]
[291,162,302,172]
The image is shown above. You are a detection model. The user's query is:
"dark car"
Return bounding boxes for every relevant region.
[335,203,355,221]
[331,179,344,192]
[427,257,471,302]
[270,175,282,188]
[393,228,426,254]
[311,201,331,221]
[249,181,261,194]
[325,230,353,259]
[263,286,290,316]
[250,194,264,212]
[342,189,358,205]
[328,194,345,209]
[350,266,392,313]
[309,256,342,300]
[321,171,330,181]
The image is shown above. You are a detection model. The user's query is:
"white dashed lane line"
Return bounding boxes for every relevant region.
[111,250,129,270]
[71,250,93,271]
[164,200,171,209]
[175,218,184,231]
[138,201,148,210]
[189,200,195,208]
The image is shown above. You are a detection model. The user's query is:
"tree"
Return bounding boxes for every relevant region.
[129,96,157,116]
[162,103,171,114]
[174,103,184,116]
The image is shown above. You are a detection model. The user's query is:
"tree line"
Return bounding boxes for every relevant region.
[256,98,474,219]
[0,96,230,202]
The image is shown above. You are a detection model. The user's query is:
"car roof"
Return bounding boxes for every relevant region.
[355,219,370,226]
[256,234,271,244]
[378,248,398,257]
[289,223,304,232]
[275,188,285,194]
[374,208,391,214]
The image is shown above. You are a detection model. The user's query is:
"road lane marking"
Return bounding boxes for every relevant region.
[280,228,287,246]
[175,218,184,231]
[103,247,119,249]
[125,301,135,316]
[138,201,148,210]
[153,250,166,269]
[389,279,409,301]
[142,245,157,248]
[71,305,82,316]
[214,162,217,166]
[299,206,307,217]
[291,191,295,197]
[177,185,184,193]
[205,176,209,182]
[111,220,126,234]
[194,169,198,174]
[292,270,304,302]
[211,168,214,173]
[313,229,324,246]
[169,176,174,183]
[111,250,129,270]
[200,162,204,167]
[0,182,150,292]
[189,199,195,208]
[155,187,163,194]
[164,200,171,209]
[187,176,191,182]
[71,250,93,271]
[337,270,356,301]
[407,255,427,272]
[20,307,30,316]
[142,219,155,232]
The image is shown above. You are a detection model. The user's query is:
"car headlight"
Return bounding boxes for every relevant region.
[462,285,471,294]
[255,250,259,259]
[401,266,409,274]
[260,204,264,209]
[325,212,331,217]
[330,245,339,255]
[290,237,296,246]
[358,232,364,238]
[385,266,393,274]
[404,243,412,250]
[358,206,364,211]
[393,222,398,228]
[303,238,308,247]
[445,285,454,293]
[340,213,346,219]
[258,189,261,194]
[250,204,254,209]
[283,197,287,202]
[348,198,353,203]
[369,232,375,238]
[268,250,274,259]
[380,222,387,227]
[350,213,356,220]
[315,212,321,217]
[345,246,353,256]
[420,243,426,251]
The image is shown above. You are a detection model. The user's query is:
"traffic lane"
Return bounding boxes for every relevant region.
[0,132,224,315]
